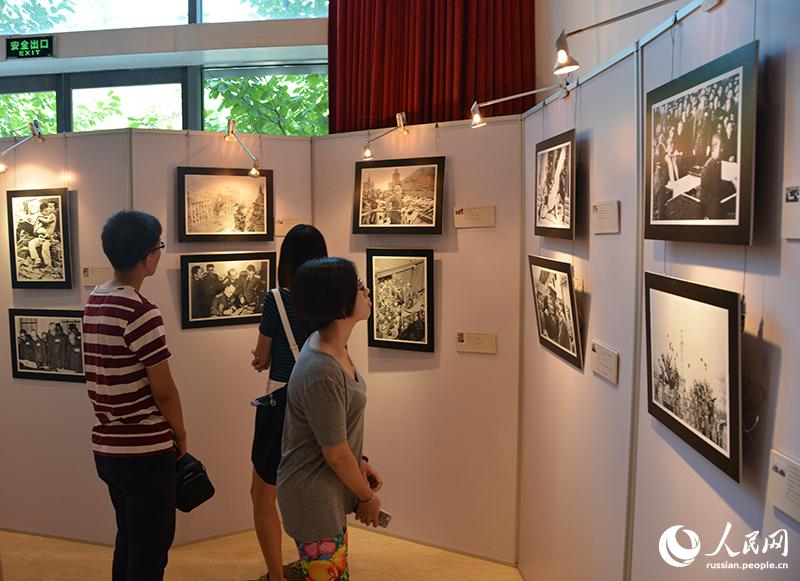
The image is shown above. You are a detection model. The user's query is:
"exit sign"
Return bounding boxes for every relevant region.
[6,36,54,59]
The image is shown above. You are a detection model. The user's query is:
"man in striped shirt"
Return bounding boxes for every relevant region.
[84,210,187,581]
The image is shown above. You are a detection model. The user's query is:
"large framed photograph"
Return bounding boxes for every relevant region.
[645,273,741,482]
[527,255,582,369]
[353,157,445,235]
[7,188,72,289]
[535,129,576,239]
[177,167,274,242]
[645,41,758,244]
[9,309,85,382]
[180,252,276,329]
[366,249,434,352]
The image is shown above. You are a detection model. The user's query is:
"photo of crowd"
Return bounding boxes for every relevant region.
[372,257,428,344]
[11,311,84,380]
[536,141,571,230]
[9,191,70,285]
[358,166,436,227]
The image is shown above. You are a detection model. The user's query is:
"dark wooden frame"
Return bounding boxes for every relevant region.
[352,157,445,235]
[366,248,435,352]
[9,308,85,382]
[534,129,576,239]
[180,251,276,329]
[645,272,741,482]
[645,41,758,245]
[7,188,73,289]
[177,166,274,242]
[527,255,583,369]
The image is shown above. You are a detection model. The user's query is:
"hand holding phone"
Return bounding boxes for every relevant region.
[377,509,392,528]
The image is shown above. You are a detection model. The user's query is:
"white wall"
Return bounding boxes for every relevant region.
[311,119,522,563]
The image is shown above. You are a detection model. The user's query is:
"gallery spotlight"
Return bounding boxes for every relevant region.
[0,119,46,175]
[248,162,260,178]
[0,161,7,175]
[469,85,560,129]
[470,102,486,129]
[362,143,374,161]
[553,30,580,76]
[358,112,409,160]
[223,117,261,178]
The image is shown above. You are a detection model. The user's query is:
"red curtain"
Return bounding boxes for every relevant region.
[328,0,536,133]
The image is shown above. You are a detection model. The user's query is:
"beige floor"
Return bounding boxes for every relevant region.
[0,526,522,581]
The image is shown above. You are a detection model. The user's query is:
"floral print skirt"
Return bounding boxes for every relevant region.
[295,527,349,581]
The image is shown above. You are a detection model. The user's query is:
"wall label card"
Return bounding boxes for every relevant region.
[81,266,113,286]
[590,340,619,384]
[591,200,621,235]
[782,185,800,240]
[275,217,305,237]
[767,449,800,525]
[456,332,497,354]
[453,206,495,229]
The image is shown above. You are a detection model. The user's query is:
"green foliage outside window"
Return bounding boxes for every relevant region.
[0,92,57,137]
[0,0,74,35]
[247,0,329,19]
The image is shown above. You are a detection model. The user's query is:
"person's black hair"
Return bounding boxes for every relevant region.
[101,210,162,272]
[191,265,201,276]
[278,224,328,291]
[293,257,358,331]
[247,264,256,273]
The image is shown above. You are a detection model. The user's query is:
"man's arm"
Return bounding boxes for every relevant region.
[147,359,187,458]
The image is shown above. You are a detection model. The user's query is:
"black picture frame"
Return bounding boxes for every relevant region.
[180,252,276,329]
[353,156,445,235]
[9,308,85,382]
[366,248,435,352]
[645,272,741,482]
[534,129,576,239]
[527,255,583,369]
[7,188,73,289]
[645,41,758,245]
[177,166,274,242]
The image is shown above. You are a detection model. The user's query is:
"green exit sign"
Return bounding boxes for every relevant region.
[6,36,54,59]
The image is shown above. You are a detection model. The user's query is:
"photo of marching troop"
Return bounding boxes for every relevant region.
[181,252,275,329]
[353,157,445,235]
[7,188,72,288]
[535,129,575,239]
[9,309,84,382]
[367,249,435,352]
[178,167,273,242]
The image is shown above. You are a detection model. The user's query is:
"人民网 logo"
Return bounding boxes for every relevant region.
[659,525,702,568]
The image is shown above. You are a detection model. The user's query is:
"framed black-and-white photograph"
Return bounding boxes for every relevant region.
[366,248,434,352]
[535,129,576,239]
[645,41,758,244]
[645,273,741,482]
[177,167,274,242]
[7,188,72,289]
[353,157,445,235]
[528,255,582,369]
[180,252,276,329]
[9,309,84,382]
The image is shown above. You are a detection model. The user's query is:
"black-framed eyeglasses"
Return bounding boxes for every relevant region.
[144,240,165,259]
[357,278,366,292]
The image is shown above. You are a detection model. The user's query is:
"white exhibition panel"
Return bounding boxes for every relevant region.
[518,56,638,581]
[311,120,521,563]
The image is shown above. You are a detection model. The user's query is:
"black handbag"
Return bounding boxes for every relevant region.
[175,452,215,513]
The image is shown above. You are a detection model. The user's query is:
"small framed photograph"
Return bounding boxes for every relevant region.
[645,272,741,482]
[535,129,576,239]
[353,157,445,235]
[177,167,274,242]
[7,188,73,288]
[366,248,434,352]
[645,41,758,244]
[180,252,276,329]
[527,255,583,369]
[9,309,85,382]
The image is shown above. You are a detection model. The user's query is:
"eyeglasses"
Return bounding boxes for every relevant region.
[357,278,366,292]
[143,240,165,259]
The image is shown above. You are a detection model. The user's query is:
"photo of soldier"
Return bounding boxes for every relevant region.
[10,194,68,283]
[358,165,437,227]
[184,257,272,323]
[11,314,83,376]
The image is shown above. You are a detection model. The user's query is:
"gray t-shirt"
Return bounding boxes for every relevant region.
[277,339,366,541]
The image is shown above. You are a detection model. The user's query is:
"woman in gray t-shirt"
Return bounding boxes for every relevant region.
[277,258,383,581]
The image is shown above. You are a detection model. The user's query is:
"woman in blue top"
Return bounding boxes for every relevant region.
[250,224,327,581]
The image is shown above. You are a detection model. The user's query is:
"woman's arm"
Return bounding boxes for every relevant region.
[322,442,381,526]
[251,333,272,372]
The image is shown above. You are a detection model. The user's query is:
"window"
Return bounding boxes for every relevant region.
[72,84,183,131]
[202,0,328,23]
[0,91,57,137]
[0,0,187,35]
[204,68,328,137]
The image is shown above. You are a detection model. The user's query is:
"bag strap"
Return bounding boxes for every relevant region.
[272,288,300,361]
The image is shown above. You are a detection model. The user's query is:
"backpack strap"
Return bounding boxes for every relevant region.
[272,288,300,361]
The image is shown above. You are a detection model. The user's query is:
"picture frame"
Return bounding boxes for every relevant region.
[527,255,583,369]
[177,166,274,242]
[366,248,435,352]
[9,309,85,382]
[180,252,276,329]
[645,41,758,245]
[535,129,576,239]
[7,188,73,289]
[645,272,741,482]
[353,157,445,235]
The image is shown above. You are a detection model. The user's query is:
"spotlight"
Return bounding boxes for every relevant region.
[358,112,409,160]
[0,118,46,172]
[0,161,7,175]
[248,162,260,178]
[29,120,44,143]
[224,118,237,142]
[362,143,374,161]
[553,30,580,76]
[470,101,486,129]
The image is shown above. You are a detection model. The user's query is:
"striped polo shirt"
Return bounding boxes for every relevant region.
[83,285,173,456]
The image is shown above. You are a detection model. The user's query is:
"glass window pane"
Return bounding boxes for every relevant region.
[0,0,186,35]
[72,84,182,132]
[202,0,328,23]
[0,92,57,138]
[204,72,328,137]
